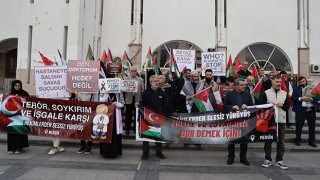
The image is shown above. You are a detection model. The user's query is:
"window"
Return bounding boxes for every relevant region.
[236,43,292,73]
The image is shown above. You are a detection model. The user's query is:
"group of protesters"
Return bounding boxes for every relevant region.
[3,60,319,170]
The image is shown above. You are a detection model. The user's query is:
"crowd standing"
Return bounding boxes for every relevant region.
[2,63,319,170]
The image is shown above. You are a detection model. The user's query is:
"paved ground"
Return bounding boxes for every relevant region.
[0,140,320,180]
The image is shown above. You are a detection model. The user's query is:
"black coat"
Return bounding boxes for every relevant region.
[224,90,253,110]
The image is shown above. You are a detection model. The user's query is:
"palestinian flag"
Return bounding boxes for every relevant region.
[311,82,320,100]
[100,50,108,63]
[57,49,67,65]
[251,65,259,84]
[193,87,214,112]
[140,108,165,141]
[86,44,94,60]
[228,65,234,77]
[251,79,263,100]
[106,48,113,62]
[170,49,180,78]
[234,58,242,78]
[151,56,159,75]
[99,61,107,79]
[122,51,132,68]
[38,52,54,66]
[0,95,31,134]
[146,47,152,69]
[226,55,233,77]
[281,76,294,106]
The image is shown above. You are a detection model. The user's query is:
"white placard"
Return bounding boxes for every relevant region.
[172,49,195,72]
[99,78,121,93]
[35,66,69,98]
[201,52,226,76]
[121,80,138,93]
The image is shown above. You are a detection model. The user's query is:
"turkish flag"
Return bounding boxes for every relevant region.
[144,108,165,126]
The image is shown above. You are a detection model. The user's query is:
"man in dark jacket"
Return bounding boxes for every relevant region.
[140,75,166,160]
[292,76,319,147]
[224,78,253,166]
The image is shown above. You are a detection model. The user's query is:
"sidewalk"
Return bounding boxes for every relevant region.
[0,132,319,152]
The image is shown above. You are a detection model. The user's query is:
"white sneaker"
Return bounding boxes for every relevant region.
[15,150,21,154]
[58,146,65,152]
[262,159,271,168]
[48,148,59,155]
[276,161,288,170]
[8,151,14,154]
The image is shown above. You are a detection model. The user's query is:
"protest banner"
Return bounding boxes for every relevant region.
[172,49,195,72]
[99,78,121,93]
[35,66,69,98]
[66,60,100,93]
[121,80,138,92]
[138,105,277,144]
[0,95,115,142]
[201,52,226,76]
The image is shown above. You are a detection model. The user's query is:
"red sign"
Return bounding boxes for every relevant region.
[219,85,235,98]
[106,62,122,73]
[0,95,115,142]
[67,60,100,92]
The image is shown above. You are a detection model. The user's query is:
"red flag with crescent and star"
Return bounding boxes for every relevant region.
[144,108,165,126]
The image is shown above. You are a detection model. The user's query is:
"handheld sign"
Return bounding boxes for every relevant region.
[99,78,121,93]
[201,52,226,76]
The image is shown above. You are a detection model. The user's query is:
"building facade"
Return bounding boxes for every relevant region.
[0,0,319,94]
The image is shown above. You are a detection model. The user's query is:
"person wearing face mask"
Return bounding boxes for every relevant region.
[260,75,290,170]
[140,75,166,160]
[292,76,319,147]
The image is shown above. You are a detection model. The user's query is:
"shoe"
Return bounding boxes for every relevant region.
[295,140,301,146]
[276,161,288,170]
[15,150,21,154]
[48,148,59,155]
[77,147,86,154]
[84,148,91,155]
[262,159,271,168]
[8,151,14,154]
[286,126,294,129]
[156,152,165,159]
[240,159,251,166]
[183,144,189,147]
[308,142,317,147]
[141,153,149,160]
[58,146,65,152]
[227,158,234,165]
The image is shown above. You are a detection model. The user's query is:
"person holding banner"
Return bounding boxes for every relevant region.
[99,90,125,158]
[140,75,166,160]
[260,74,289,170]
[224,78,253,166]
[7,80,30,154]
[77,93,99,154]
[124,66,144,136]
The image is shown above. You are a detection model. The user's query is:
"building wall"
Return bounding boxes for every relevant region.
[309,0,320,82]
[0,0,20,42]
[227,0,298,73]
[101,0,132,60]
[142,0,216,68]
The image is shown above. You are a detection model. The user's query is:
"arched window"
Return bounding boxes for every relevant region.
[152,40,203,72]
[236,43,292,73]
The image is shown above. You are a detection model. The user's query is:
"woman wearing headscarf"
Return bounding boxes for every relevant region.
[7,80,30,154]
[99,75,125,158]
